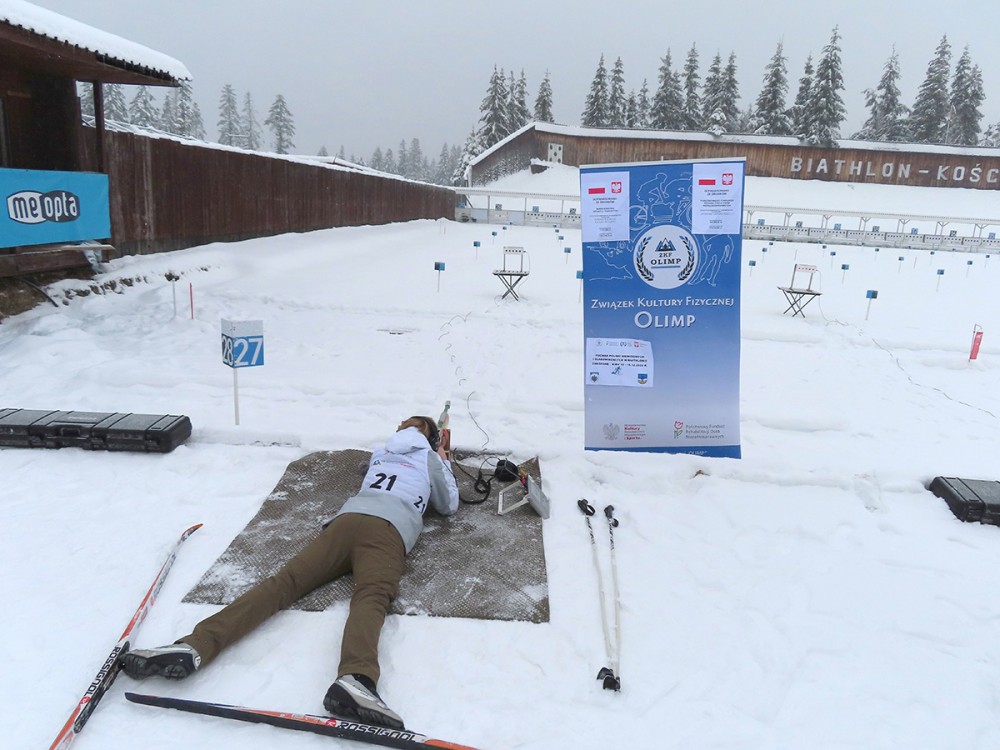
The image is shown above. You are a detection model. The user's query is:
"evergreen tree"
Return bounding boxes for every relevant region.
[721,52,740,130]
[170,81,205,139]
[318,146,329,157]
[607,57,627,128]
[370,147,384,171]
[807,27,847,147]
[946,46,984,145]
[509,69,530,131]
[651,51,685,130]
[453,127,479,186]
[477,66,511,148]
[128,86,159,129]
[337,145,346,159]
[581,54,610,127]
[854,50,908,142]
[624,92,638,128]
[172,82,193,136]
[635,79,651,128]
[534,70,554,122]
[159,89,177,134]
[241,92,262,150]
[701,53,738,134]
[409,138,425,180]
[104,84,129,123]
[79,83,95,119]
[909,35,952,143]
[189,101,206,140]
[264,94,295,153]
[383,148,396,174]
[434,142,453,185]
[750,42,792,135]
[982,121,1000,147]
[681,44,702,130]
[397,139,410,177]
[217,84,242,146]
[791,54,814,138]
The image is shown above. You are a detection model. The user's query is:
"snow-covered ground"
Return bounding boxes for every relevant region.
[5,169,1000,750]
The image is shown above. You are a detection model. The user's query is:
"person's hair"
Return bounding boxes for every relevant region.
[406,415,440,451]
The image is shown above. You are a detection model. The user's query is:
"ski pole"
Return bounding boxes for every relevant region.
[578,499,619,691]
[601,505,622,691]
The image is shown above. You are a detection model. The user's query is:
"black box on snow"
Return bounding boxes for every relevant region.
[929,476,1000,525]
[0,409,191,453]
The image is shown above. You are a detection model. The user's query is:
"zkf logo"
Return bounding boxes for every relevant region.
[611,181,622,194]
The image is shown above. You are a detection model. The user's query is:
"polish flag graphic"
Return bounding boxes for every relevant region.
[698,178,716,186]
[588,187,606,195]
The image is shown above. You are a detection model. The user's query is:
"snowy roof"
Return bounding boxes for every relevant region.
[0,0,190,83]
[470,122,1000,167]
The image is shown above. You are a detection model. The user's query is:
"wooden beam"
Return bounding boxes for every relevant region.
[92,81,105,173]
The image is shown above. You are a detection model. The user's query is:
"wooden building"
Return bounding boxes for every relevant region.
[1,6,185,175]
[1,3,452,292]
[469,123,1000,192]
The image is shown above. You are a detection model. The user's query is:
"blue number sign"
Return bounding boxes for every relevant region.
[221,319,264,368]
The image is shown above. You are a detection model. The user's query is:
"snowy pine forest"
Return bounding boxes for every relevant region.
[82,26,1000,189]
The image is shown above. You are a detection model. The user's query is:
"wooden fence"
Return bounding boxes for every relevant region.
[78,127,455,257]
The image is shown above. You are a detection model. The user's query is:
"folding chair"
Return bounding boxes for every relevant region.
[777,263,822,317]
[493,246,530,300]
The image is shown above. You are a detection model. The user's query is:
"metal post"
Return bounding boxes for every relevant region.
[92,81,106,173]
[233,368,240,426]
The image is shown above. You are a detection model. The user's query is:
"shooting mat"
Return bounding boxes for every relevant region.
[183,449,548,623]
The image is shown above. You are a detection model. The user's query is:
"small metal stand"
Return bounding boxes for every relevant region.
[493,246,530,300]
[498,475,550,518]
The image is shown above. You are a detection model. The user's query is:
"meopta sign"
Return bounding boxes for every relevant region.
[0,168,109,248]
[7,190,81,224]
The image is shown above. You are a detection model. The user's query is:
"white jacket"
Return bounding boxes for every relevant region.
[334,426,459,553]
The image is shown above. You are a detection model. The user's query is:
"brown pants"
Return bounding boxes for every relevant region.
[181,513,406,685]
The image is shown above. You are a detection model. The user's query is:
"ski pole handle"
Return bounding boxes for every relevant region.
[578,499,595,516]
[604,505,619,527]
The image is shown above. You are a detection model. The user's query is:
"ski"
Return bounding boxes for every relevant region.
[49,523,202,750]
[125,692,483,750]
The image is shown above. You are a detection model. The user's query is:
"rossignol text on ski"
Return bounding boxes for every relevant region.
[578,499,622,691]
[125,692,482,750]
[48,523,202,750]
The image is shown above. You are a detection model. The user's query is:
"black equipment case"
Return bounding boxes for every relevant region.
[0,409,191,453]
[929,476,1000,525]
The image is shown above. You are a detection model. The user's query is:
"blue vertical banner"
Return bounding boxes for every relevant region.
[580,158,745,457]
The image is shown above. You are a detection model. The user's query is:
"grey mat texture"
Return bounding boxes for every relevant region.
[183,449,549,623]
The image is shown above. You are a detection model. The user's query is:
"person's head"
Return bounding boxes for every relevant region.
[397,416,440,451]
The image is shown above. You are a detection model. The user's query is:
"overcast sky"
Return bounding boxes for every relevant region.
[33,0,1000,159]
